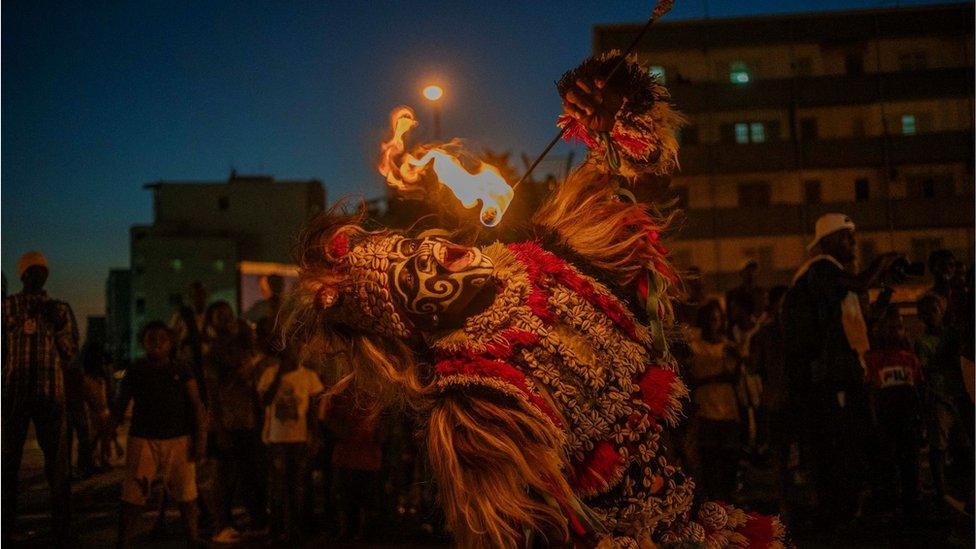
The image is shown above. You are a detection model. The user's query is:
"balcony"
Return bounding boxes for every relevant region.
[677,196,975,240]
[667,68,973,113]
[678,131,974,175]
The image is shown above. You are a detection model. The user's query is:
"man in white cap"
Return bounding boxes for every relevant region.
[2,251,79,542]
[782,214,900,528]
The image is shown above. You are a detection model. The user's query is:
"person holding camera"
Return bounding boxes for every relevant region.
[783,214,901,528]
[2,251,84,543]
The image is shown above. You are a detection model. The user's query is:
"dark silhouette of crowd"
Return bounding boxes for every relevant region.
[3,210,974,546]
[670,214,975,544]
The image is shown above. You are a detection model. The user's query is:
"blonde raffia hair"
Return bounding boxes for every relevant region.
[278,203,429,417]
[533,161,678,291]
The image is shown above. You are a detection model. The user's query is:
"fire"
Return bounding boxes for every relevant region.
[378,106,514,227]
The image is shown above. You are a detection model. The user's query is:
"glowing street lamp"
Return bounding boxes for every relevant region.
[422,84,444,139]
[423,85,444,101]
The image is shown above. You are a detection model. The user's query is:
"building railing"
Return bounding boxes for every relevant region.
[677,131,974,175]
[668,67,973,113]
[676,195,975,239]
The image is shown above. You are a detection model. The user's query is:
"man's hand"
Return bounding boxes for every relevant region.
[562,77,624,133]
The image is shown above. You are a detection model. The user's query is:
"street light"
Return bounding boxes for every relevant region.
[422,84,444,140]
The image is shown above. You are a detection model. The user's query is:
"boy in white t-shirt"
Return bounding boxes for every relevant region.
[256,349,324,542]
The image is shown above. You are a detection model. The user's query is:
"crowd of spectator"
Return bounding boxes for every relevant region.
[670,214,975,541]
[3,211,974,545]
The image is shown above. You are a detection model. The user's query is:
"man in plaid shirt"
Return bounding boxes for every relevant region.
[2,251,79,542]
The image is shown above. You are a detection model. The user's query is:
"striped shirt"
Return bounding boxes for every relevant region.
[3,291,79,404]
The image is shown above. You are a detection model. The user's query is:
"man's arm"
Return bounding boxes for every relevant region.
[184,378,208,461]
[53,302,80,364]
[259,367,286,408]
[110,373,133,428]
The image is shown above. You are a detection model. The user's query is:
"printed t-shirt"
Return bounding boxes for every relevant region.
[257,365,324,444]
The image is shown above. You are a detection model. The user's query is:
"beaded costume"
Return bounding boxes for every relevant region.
[283,53,789,548]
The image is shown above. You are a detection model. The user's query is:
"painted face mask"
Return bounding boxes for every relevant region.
[341,234,496,337]
[387,236,495,329]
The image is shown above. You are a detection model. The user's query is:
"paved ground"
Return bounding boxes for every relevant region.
[6,427,973,547]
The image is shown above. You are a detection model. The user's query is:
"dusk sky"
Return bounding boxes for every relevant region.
[2,0,947,329]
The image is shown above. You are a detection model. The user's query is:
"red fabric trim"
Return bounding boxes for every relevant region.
[508,242,639,342]
[328,232,349,258]
[483,328,540,359]
[435,357,561,427]
[557,114,598,148]
[635,366,677,419]
[611,129,653,157]
[739,513,777,549]
[571,440,626,495]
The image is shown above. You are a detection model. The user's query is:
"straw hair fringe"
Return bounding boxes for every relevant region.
[533,162,678,290]
[427,394,576,549]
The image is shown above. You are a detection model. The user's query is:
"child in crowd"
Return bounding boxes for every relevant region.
[688,300,743,502]
[865,308,923,517]
[914,294,968,503]
[257,346,324,542]
[113,322,207,548]
[201,300,265,542]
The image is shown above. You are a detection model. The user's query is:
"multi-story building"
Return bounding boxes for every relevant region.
[127,172,325,356]
[105,268,132,363]
[596,3,974,289]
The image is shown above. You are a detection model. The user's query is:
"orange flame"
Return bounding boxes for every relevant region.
[378,106,514,227]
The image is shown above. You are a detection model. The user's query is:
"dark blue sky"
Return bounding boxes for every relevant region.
[2,0,945,326]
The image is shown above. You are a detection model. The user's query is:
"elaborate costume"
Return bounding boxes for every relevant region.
[282,53,789,548]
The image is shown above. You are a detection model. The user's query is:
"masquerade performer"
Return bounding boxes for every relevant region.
[282,53,789,548]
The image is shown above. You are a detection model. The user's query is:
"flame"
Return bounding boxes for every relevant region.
[378,106,514,227]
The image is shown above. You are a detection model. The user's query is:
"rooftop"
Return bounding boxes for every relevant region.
[595,3,973,52]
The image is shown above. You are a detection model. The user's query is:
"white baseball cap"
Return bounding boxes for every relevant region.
[807,213,855,251]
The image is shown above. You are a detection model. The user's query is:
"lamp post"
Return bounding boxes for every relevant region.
[422,84,444,140]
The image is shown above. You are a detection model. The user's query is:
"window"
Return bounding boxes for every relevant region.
[844,52,864,75]
[800,117,818,141]
[803,180,822,204]
[218,196,230,211]
[734,123,750,144]
[901,114,917,135]
[907,175,954,199]
[737,182,772,207]
[854,178,870,202]
[734,122,767,144]
[214,260,226,272]
[648,65,666,84]
[749,122,766,143]
[898,51,928,71]
[729,61,751,84]
[680,125,699,145]
[794,57,813,76]
[170,259,182,271]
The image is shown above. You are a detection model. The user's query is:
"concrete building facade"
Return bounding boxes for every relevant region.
[596,3,974,289]
[128,173,325,356]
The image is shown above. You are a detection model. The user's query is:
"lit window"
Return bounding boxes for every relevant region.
[648,65,666,84]
[171,259,182,271]
[730,61,751,84]
[214,260,225,272]
[901,114,917,135]
[749,122,766,143]
[734,123,750,144]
